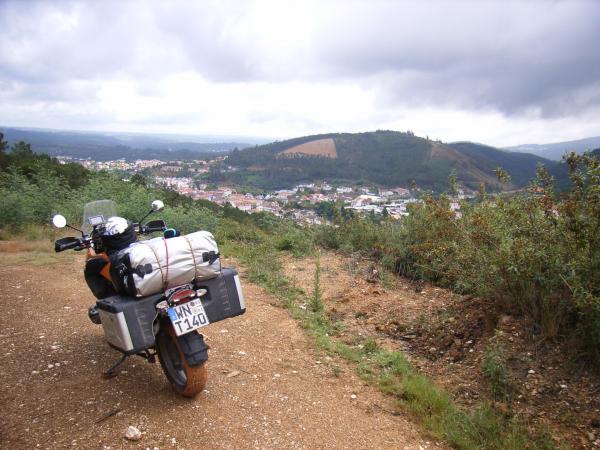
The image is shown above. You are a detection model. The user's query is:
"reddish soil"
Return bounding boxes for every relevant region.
[279,139,337,159]
[0,242,441,449]
[282,251,600,449]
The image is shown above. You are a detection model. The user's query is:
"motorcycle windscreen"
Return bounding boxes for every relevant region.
[81,200,117,233]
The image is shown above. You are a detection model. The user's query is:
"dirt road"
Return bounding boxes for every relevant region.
[0,247,439,449]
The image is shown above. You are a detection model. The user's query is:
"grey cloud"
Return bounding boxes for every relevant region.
[0,0,266,84]
[0,1,138,82]
[1,79,99,104]
[313,1,600,117]
[1,0,599,124]
[248,110,324,131]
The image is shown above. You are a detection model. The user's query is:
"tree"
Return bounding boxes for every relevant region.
[0,133,8,169]
[447,169,458,196]
[130,173,148,187]
[0,133,7,154]
[478,182,487,201]
[494,166,512,185]
[11,141,34,158]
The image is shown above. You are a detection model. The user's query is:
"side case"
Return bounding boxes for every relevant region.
[95,267,245,354]
[197,267,246,323]
[96,292,162,354]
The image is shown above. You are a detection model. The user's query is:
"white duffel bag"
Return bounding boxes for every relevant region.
[112,231,221,298]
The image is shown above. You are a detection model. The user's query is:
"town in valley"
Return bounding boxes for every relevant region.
[57,155,470,224]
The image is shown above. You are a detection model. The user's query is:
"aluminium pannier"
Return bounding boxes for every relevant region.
[110,230,221,297]
[95,267,245,353]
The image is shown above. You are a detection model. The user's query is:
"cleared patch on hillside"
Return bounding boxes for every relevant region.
[279,138,337,158]
[430,143,505,189]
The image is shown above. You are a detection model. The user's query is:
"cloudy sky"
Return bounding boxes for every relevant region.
[1,0,599,146]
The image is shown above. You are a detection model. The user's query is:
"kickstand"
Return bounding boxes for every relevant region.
[102,354,128,379]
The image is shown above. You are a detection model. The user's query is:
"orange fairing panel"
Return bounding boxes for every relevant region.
[100,262,113,282]
[87,249,112,282]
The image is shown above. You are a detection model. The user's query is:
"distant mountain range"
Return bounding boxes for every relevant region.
[3,126,597,191]
[0,126,269,161]
[209,130,571,191]
[504,136,600,161]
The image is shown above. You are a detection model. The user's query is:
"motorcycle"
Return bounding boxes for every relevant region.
[52,199,245,397]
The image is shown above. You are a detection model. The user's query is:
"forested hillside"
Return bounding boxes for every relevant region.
[211,130,563,190]
[447,141,571,190]
[0,127,249,161]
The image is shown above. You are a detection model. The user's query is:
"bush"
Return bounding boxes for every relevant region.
[274,228,313,257]
[0,166,70,229]
[316,152,600,363]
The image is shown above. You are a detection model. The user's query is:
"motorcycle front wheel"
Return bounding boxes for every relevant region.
[156,325,208,398]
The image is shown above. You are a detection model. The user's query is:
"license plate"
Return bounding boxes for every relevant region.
[167,299,210,336]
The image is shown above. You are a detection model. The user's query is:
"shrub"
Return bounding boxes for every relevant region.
[274,228,313,257]
[316,152,600,363]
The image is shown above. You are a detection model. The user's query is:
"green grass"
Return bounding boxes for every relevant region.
[223,238,559,450]
[0,224,77,266]
[0,223,57,241]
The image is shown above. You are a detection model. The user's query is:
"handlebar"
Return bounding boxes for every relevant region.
[143,226,167,233]
[133,220,167,235]
[54,237,85,252]
[54,220,170,253]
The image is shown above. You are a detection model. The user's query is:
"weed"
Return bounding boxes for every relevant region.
[482,332,509,400]
[331,365,343,378]
[378,267,395,290]
[362,337,378,354]
[310,251,324,313]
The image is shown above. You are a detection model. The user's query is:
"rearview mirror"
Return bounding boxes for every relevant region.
[52,214,67,229]
[151,200,164,212]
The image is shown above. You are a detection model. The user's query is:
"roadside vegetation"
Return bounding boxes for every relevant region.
[313,152,600,365]
[4,134,598,447]
[225,239,555,448]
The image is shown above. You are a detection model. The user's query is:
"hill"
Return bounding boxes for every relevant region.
[0,127,259,161]
[211,130,561,191]
[447,141,570,190]
[505,135,600,161]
